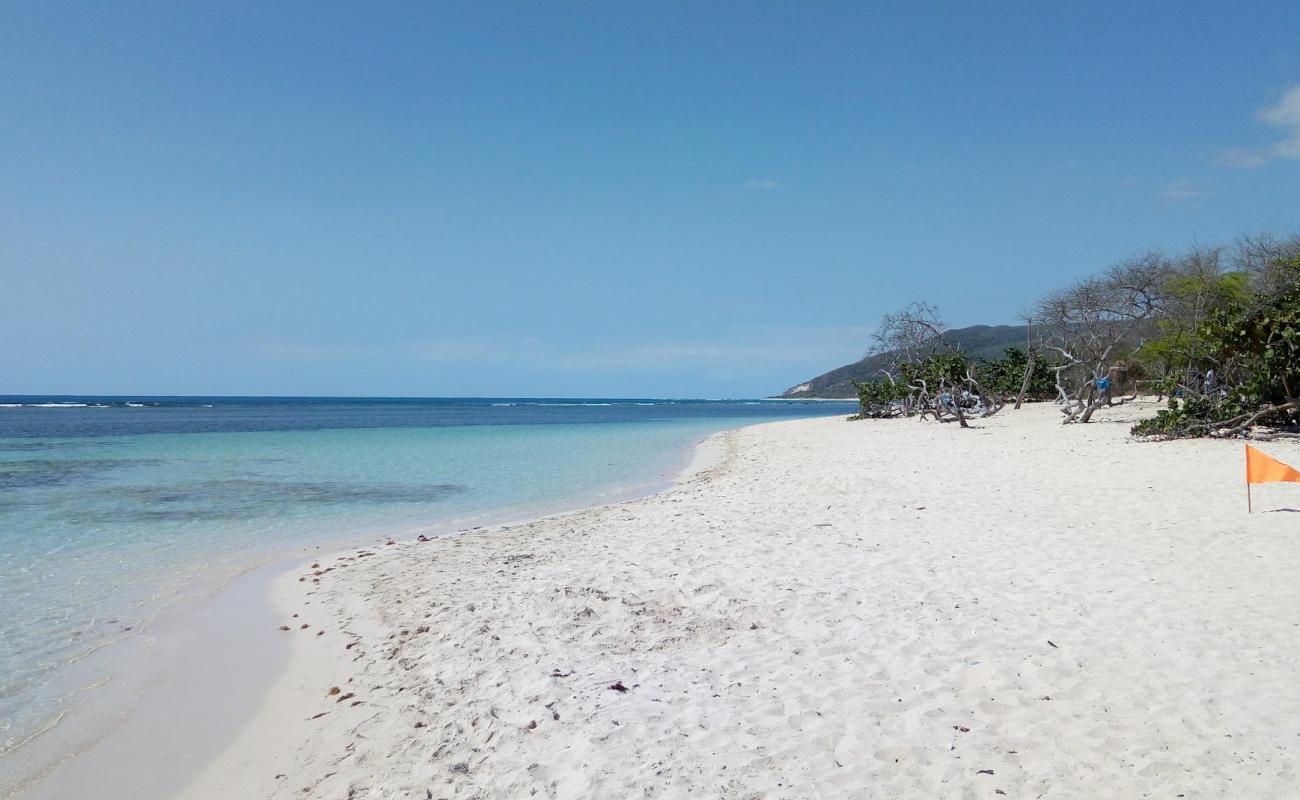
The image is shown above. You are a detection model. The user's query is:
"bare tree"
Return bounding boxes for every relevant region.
[1033,252,1174,423]
[870,302,948,365]
[864,303,1006,427]
[1233,232,1300,295]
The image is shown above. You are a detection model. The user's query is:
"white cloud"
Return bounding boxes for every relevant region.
[1218,83,1300,168]
[745,179,779,190]
[1158,177,1216,199]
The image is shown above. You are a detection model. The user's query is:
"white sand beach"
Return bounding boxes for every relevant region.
[181,402,1300,798]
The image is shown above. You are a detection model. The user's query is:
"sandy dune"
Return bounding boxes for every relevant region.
[182,401,1300,799]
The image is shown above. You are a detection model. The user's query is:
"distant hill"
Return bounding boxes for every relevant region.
[779,324,1030,398]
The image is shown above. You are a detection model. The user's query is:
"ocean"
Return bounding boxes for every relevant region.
[0,395,850,769]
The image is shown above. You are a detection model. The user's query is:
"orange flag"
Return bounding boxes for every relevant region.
[1246,445,1300,485]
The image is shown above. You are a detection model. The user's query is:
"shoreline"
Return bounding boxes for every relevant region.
[179,402,1300,798]
[7,558,295,800]
[174,423,740,799]
[7,423,737,800]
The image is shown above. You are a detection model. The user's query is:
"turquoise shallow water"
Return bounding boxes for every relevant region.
[0,397,850,767]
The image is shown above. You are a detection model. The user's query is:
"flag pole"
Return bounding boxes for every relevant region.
[1246,444,1253,514]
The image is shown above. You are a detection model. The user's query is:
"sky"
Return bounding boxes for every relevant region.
[2,2,1299,398]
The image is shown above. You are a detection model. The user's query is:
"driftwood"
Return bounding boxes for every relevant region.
[855,303,1011,427]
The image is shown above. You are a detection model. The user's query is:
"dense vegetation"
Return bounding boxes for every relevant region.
[848,303,1057,426]
[850,346,1056,424]
[846,233,1300,438]
[1132,250,1300,438]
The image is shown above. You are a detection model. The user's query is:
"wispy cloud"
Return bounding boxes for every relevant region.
[255,337,516,364]
[551,325,874,370]
[1158,177,1216,200]
[1217,83,1300,168]
[1216,146,1269,169]
[255,325,874,373]
[745,179,779,190]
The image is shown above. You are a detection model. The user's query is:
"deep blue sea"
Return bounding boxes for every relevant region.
[0,396,850,762]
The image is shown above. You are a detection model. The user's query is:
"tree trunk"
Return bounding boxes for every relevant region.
[1078,390,1109,423]
[952,389,970,428]
[1014,349,1037,409]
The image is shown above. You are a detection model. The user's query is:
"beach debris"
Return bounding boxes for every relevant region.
[550,670,573,678]
[976,769,995,775]
[525,720,537,730]
[1048,640,1058,648]
[608,681,630,692]
[327,686,341,696]
[449,762,470,775]
[414,720,426,728]
[552,711,560,720]
[300,623,309,629]
[310,712,328,720]
[996,791,1006,795]
[336,692,354,703]
[279,625,290,631]
[953,725,970,733]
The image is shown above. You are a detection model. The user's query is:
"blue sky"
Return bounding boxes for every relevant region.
[3,2,1299,397]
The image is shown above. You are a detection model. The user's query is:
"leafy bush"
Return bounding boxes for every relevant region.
[1132,256,1300,438]
[850,377,908,418]
[983,347,1056,400]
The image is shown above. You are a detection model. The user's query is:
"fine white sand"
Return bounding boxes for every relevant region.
[181,401,1300,798]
